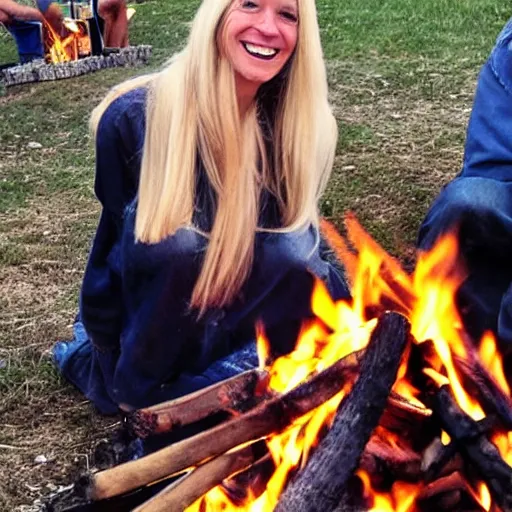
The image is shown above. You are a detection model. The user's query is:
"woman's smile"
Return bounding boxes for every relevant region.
[242,42,280,59]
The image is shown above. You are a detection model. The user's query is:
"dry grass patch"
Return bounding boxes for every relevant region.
[323,57,478,254]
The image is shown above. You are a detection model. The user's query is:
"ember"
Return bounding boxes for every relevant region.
[78,214,512,512]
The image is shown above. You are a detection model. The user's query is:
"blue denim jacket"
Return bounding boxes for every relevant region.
[461,17,512,181]
[418,18,512,349]
[54,88,350,414]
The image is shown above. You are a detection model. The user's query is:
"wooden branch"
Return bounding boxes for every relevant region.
[433,386,512,511]
[84,347,364,501]
[126,369,271,438]
[381,392,434,445]
[454,355,512,430]
[387,391,432,419]
[127,362,428,441]
[422,415,495,483]
[360,434,422,482]
[422,437,462,483]
[220,453,274,505]
[416,471,485,512]
[133,443,259,512]
[275,311,410,512]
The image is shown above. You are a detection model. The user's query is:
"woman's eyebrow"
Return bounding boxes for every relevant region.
[280,1,298,12]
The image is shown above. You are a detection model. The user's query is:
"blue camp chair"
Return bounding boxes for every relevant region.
[6,20,44,63]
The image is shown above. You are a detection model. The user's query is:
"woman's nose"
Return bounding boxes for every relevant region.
[255,9,280,37]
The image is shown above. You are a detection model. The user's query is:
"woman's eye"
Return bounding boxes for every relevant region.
[241,1,258,8]
[280,10,298,22]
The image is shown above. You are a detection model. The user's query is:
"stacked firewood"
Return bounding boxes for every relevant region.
[61,312,512,512]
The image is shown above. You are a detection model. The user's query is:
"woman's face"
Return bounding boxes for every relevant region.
[222,0,299,95]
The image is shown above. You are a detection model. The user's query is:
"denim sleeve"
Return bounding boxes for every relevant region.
[461,17,512,182]
[79,91,146,350]
[35,0,53,13]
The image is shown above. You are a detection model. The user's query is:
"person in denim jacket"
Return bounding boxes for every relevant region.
[53,0,349,416]
[418,18,512,355]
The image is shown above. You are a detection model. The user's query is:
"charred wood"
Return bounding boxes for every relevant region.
[454,355,512,430]
[274,311,410,512]
[433,386,512,511]
[219,453,274,506]
[380,392,434,449]
[416,471,486,512]
[126,368,271,438]
[422,437,463,483]
[359,433,423,483]
[133,442,264,512]
[83,345,365,501]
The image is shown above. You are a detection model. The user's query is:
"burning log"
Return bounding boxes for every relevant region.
[387,391,432,419]
[416,471,486,512]
[133,442,263,512]
[381,392,434,446]
[83,344,365,501]
[433,386,512,511]
[126,368,272,438]
[422,415,496,484]
[422,437,463,483]
[0,46,152,87]
[360,434,423,482]
[274,311,410,512]
[454,355,512,430]
[219,453,274,505]
[128,360,426,440]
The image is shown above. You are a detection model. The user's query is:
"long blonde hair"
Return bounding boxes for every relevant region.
[90,0,338,315]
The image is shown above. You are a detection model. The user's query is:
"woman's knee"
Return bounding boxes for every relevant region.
[418,177,512,249]
[431,177,512,223]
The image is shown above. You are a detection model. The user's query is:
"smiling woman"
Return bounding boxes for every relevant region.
[51,0,349,442]
[221,0,298,111]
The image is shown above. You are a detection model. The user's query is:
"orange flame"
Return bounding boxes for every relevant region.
[185,215,509,511]
[479,331,511,396]
[357,469,420,512]
[491,431,512,467]
[478,482,492,511]
[43,18,91,63]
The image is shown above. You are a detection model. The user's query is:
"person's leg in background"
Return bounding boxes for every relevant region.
[418,176,512,351]
[97,0,128,48]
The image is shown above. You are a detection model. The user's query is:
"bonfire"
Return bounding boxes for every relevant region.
[64,214,512,512]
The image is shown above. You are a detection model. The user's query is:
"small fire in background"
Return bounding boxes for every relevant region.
[43,18,91,63]
[185,213,512,511]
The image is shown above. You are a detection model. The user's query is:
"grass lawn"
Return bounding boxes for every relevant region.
[0,0,510,508]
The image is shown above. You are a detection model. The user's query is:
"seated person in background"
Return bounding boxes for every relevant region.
[418,17,512,358]
[96,0,128,48]
[52,0,349,420]
[35,0,128,48]
[0,0,45,25]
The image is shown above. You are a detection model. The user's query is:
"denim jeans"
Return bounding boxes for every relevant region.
[418,177,512,350]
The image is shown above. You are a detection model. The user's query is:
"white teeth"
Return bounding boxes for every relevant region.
[244,43,277,57]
